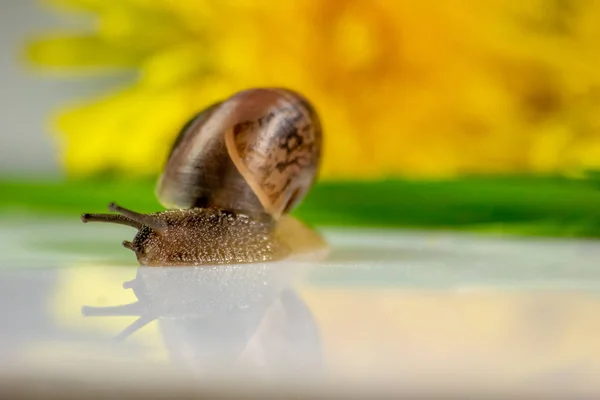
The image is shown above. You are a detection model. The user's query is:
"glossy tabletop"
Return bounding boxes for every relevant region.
[1,216,600,398]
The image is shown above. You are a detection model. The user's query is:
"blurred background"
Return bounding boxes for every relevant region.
[2,3,600,395]
[1,0,600,236]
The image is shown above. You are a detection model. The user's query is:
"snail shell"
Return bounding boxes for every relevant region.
[157,87,322,220]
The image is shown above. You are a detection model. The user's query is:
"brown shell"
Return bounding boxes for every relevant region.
[156,88,322,220]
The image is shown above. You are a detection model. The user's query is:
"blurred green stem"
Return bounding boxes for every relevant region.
[1,175,599,238]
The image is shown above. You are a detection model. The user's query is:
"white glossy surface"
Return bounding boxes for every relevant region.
[0,217,600,397]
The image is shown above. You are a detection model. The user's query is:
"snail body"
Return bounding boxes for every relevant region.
[81,88,326,266]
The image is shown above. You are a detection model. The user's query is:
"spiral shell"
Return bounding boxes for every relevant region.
[156,88,322,220]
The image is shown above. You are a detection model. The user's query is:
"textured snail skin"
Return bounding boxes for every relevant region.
[80,88,326,266]
[127,208,287,266]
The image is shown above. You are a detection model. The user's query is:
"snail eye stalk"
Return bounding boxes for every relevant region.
[81,202,166,233]
[80,213,142,229]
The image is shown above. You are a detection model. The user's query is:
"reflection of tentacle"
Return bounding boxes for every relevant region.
[114,315,156,341]
[122,279,136,290]
[81,301,143,317]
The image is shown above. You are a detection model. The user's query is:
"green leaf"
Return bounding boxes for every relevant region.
[1,175,599,238]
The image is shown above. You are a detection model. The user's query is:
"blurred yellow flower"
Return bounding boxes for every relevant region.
[27,0,600,179]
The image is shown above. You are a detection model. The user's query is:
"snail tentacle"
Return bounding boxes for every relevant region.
[80,213,142,229]
[122,240,134,251]
[107,202,167,233]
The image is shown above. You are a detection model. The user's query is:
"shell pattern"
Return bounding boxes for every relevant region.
[156,88,322,220]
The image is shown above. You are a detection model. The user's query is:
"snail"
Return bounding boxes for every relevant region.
[81,88,327,266]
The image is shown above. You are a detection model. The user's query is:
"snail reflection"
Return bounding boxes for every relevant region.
[81,261,323,374]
